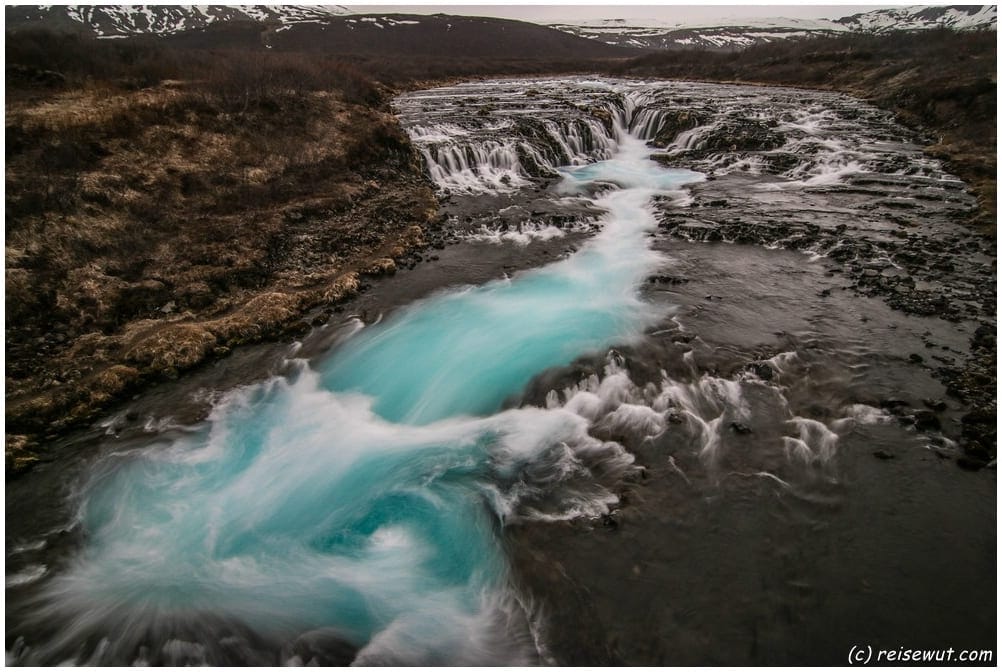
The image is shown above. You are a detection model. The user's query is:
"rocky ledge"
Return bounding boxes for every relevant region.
[656,174,996,470]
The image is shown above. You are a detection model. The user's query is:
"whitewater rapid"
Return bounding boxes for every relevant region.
[12,112,702,665]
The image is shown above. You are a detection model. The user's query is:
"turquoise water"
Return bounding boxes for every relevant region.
[40,131,702,664]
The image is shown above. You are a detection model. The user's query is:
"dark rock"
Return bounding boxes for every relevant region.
[648,274,689,285]
[880,398,910,414]
[908,353,924,364]
[972,323,995,350]
[912,410,941,431]
[922,398,947,412]
[649,110,704,147]
[288,320,311,335]
[729,422,752,435]
[695,118,787,152]
[961,408,995,428]
[282,628,359,666]
[743,362,774,381]
[666,409,685,424]
[873,449,895,460]
[956,455,989,471]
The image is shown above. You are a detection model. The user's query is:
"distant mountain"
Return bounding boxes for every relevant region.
[4,5,352,38]
[4,6,639,59]
[836,4,997,33]
[548,5,997,51]
[548,17,847,51]
[257,14,637,58]
[6,4,995,55]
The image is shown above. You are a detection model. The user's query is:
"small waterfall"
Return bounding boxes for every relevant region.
[630,108,667,140]
[420,142,530,193]
[400,82,630,194]
[415,116,622,194]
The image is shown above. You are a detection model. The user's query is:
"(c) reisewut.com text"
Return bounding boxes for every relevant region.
[848,645,994,665]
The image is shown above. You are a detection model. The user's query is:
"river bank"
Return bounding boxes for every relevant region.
[5,49,441,473]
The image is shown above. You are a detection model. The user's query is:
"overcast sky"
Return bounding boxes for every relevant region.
[344,4,903,23]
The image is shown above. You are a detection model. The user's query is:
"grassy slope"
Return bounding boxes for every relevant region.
[5,35,438,470]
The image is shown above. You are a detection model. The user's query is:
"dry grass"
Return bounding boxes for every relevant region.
[5,35,438,454]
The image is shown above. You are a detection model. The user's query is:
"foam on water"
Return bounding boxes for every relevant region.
[16,117,702,665]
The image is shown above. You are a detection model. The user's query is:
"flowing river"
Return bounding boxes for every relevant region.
[6,78,995,665]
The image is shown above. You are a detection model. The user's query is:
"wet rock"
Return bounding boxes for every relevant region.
[282,628,359,666]
[695,118,786,153]
[962,441,993,463]
[649,110,704,147]
[743,362,774,381]
[879,399,910,414]
[647,274,689,285]
[912,410,941,431]
[972,323,995,350]
[956,455,990,471]
[360,257,397,276]
[762,152,802,173]
[922,398,947,412]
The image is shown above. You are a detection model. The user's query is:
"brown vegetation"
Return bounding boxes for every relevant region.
[5,32,437,470]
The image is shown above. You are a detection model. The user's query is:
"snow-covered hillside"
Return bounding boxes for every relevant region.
[549,5,996,51]
[7,5,351,38]
[5,4,997,48]
[837,5,997,33]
